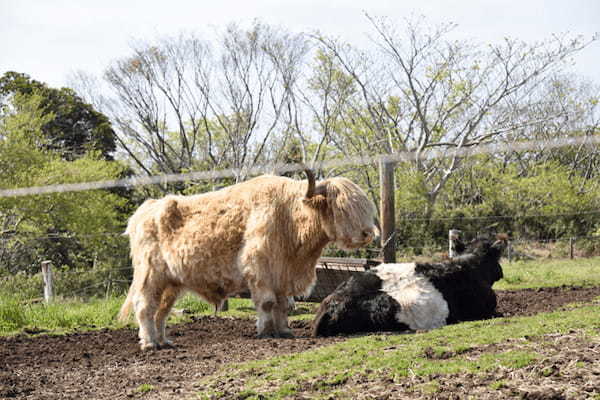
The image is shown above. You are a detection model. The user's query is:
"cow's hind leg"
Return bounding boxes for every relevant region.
[133,277,164,350]
[155,284,182,348]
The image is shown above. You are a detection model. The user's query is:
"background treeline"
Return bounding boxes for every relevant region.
[1,16,599,286]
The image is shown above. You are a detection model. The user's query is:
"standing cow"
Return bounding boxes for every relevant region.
[119,169,378,350]
[312,238,506,337]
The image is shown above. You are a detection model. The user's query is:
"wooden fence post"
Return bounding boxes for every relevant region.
[105,270,112,300]
[448,229,461,258]
[41,260,53,303]
[570,237,575,259]
[379,158,396,263]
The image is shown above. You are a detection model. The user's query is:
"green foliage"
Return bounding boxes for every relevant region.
[0,92,129,275]
[0,296,27,332]
[0,71,116,160]
[0,270,43,300]
[0,260,130,301]
[394,157,600,253]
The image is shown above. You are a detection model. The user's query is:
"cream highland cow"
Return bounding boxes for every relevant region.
[119,169,378,350]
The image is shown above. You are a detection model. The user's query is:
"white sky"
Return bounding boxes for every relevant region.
[1,0,599,89]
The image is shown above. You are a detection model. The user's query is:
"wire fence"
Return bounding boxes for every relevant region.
[1,135,600,302]
[1,135,600,198]
[3,234,600,304]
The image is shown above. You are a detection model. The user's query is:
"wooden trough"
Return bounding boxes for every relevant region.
[233,256,380,305]
[302,257,381,303]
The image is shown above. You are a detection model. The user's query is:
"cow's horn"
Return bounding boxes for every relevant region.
[305,168,316,199]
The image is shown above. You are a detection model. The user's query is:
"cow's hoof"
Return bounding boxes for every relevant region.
[139,341,159,351]
[277,331,294,339]
[158,340,175,349]
[257,332,276,339]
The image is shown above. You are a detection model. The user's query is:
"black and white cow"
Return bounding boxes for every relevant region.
[311,238,506,337]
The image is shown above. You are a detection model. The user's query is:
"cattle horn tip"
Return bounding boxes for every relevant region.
[303,166,316,199]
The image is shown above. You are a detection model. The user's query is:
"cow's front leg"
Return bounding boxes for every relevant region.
[251,289,277,338]
[273,294,294,338]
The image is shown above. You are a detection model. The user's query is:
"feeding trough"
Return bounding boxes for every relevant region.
[303,257,381,302]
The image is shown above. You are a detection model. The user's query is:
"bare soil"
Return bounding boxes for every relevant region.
[1,285,599,400]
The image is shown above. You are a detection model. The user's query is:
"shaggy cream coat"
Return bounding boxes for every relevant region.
[119,172,377,350]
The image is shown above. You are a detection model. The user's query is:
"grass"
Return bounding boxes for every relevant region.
[199,303,600,398]
[489,380,508,390]
[496,256,600,290]
[0,296,124,335]
[135,384,154,393]
[0,292,314,336]
[3,255,588,336]
[1,256,599,397]
[174,294,315,321]
[192,256,600,398]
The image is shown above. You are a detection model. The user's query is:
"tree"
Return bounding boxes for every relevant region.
[0,93,128,274]
[495,74,600,190]
[84,22,310,185]
[314,14,597,219]
[0,71,117,161]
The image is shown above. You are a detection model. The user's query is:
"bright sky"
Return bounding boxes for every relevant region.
[1,0,599,89]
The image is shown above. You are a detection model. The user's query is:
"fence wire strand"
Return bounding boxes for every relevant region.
[1,135,599,198]
[3,135,600,302]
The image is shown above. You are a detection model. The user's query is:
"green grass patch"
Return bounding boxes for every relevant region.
[173,294,315,321]
[0,292,314,336]
[419,380,440,395]
[0,256,598,340]
[496,257,600,290]
[199,303,600,398]
[135,384,155,393]
[0,295,125,336]
[489,380,508,390]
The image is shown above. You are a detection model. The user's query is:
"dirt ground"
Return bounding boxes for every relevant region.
[1,285,599,400]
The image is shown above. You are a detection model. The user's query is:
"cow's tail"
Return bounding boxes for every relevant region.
[118,197,173,322]
[118,221,136,322]
[118,283,135,322]
[118,255,153,322]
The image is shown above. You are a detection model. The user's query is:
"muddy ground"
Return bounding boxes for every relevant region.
[1,285,600,400]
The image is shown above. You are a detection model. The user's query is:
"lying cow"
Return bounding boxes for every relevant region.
[312,238,506,337]
[119,168,378,350]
